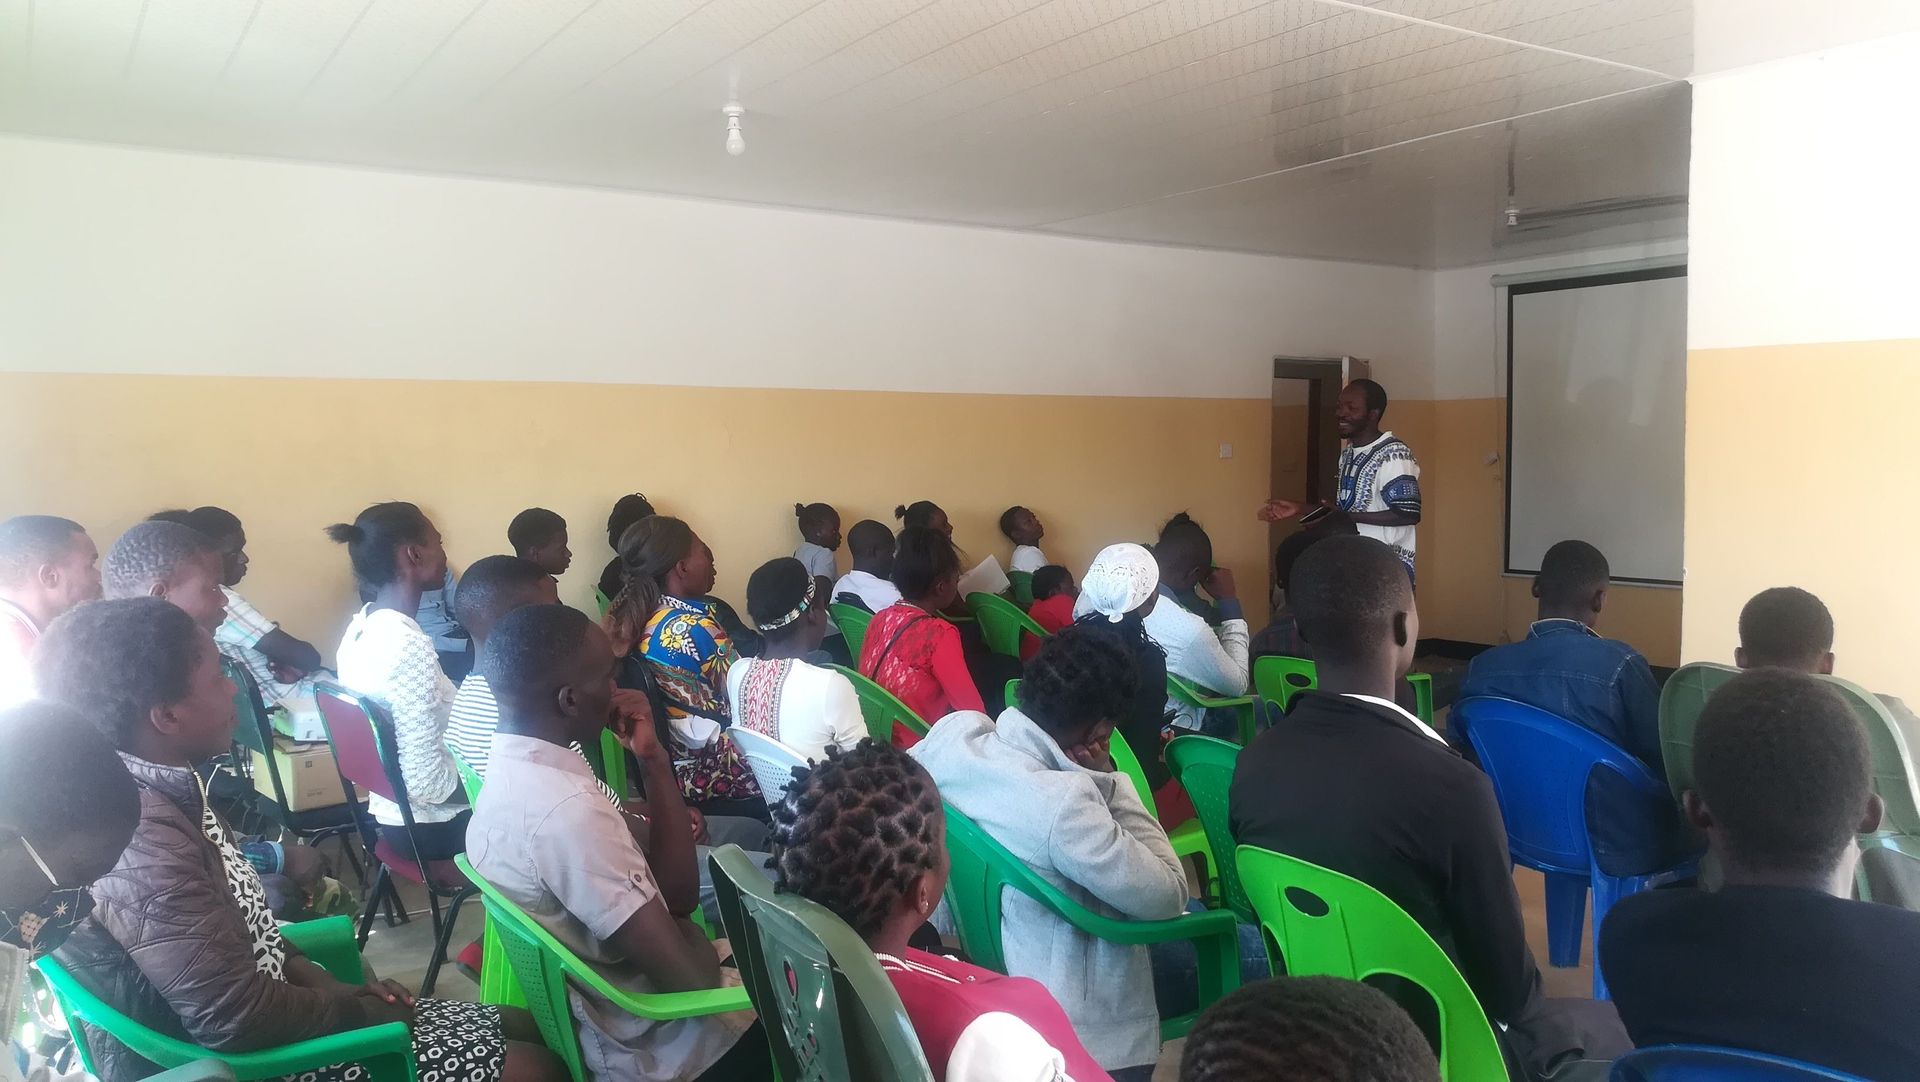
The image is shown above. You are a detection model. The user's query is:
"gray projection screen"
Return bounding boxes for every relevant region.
[1504,267,1687,585]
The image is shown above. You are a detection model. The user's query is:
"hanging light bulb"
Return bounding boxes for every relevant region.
[723,103,746,157]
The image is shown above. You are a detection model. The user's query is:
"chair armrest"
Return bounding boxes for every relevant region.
[210,1022,414,1082]
[146,1060,240,1082]
[1048,904,1245,1012]
[280,916,365,984]
[555,953,754,1022]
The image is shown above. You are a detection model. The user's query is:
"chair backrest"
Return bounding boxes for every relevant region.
[1452,695,1667,876]
[1008,570,1035,607]
[576,728,631,800]
[1821,675,1920,836]
[457,855,753,1082]
[1251,655,1317,711]
[829,604,873,659]
[729,726,810,806]
[831,664,930,746]
[1106,726,1161,816]
[1235,845,1505,1082]
[1658,662,1738,801]
[449,745,484,802]
[1166,735,1252,921]
[593,588,611,617]
[1611,1045,1871,1081]
[315,685,404,807]
[940,802,1116,974]
[963,592,1046,658]
[222,658,293,817]
[707,846,935,1081]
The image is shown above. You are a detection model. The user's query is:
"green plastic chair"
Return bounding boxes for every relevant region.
[829,604,873,660]
[1165,735,1254,923]
[1008,570,1035,607]
[1005,679,1215,901]
[1167,675,1261,747]
[1248,657,1436,725]
[445,748,525,1008]
[574,728,631,799]
[1235,846,1505,1082]
[594,588,611,617]
[706,846,935,1081]
[1656,662,1738,801]
[36,917,415,1082]
[456,856,751,1082]
[964,591,1048,659]
[939,803,1242,1042]
[1821,677,1920,905]
[831,664,931,745]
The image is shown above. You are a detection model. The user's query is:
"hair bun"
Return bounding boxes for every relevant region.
[894,504,909,519]
[323,522,364,545]
[1168,511,1194,526]
[794,503,806,518]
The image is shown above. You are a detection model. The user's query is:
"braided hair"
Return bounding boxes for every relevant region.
[770,740,944,941]
[602,515,692,655]
[1181,975,1440,1082]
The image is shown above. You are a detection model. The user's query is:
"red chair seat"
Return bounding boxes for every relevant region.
[372,838,468,891]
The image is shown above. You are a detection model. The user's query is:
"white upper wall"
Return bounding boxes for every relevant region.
[1430,240,1689,401]
[0,136,1429,400]
[1688,32,1920,351]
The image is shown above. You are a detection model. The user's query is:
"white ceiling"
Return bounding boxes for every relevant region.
[0,1,1904,267]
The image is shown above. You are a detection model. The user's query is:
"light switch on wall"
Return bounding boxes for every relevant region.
[1218,443,1233,459]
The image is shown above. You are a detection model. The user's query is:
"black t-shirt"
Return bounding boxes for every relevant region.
[1601,884,1920,1080]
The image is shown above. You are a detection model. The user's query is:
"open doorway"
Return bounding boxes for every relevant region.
[1269,356,1369,604]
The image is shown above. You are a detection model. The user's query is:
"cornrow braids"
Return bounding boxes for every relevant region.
[769,740,944,941]
[1181,975,1440,1082]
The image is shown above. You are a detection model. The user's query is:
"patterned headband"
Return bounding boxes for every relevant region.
[756,574,817,632]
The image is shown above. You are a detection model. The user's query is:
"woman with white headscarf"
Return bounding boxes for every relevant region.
[1072,544,1177,795]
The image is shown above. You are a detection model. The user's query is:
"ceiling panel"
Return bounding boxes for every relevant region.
[0,0,1695,267]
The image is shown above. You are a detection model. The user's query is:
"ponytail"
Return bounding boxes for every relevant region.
[602,515,692,655]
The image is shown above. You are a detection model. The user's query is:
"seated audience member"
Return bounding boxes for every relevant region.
[1143,513,1249,733]
[36,599,559,1082]
[911,627,1189,1080]
[507,507,572,580]
[2,701,140,1082]
[1601,669,1920,1078]
[444,555,561,780]
[771,740,1112,1081]
[1736,585,1920,741]
[859,527,984,726]
[416,565,473,681]
[1000,506,1050,573]
[327,502,469,859]
[604,515,764,812]
[1180,976,1440,1082]
[792,502,847,664]
[727,558,866,762]
[1073,544,1177,800]
[1248,519,1357,661]
[1020,565,1077,662]
[156,507,330,740]
[791,502,841,584]
[895,500,953,538]
[1230,535,1627,1080]
[597,492,657,603]
[832,519,901,613]
[1458,540,1682,876]
[101,521,227,632]
[0,515,100,706]
[468,604,766,1082]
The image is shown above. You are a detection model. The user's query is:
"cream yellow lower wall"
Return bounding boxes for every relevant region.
[1414,397,1684,666]
[0,373,1274,661]
[1684,340,1920,702]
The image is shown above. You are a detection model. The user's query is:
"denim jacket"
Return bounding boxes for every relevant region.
[1461,620,1690,875]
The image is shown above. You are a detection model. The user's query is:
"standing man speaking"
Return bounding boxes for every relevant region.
[1262,378,1423,584]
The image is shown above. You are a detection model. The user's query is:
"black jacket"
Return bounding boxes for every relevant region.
[1228,691,1541,1023]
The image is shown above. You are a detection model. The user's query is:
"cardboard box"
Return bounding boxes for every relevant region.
[252,737,355,812]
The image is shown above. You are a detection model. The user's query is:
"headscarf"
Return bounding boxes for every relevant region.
[1074,542,1159,623]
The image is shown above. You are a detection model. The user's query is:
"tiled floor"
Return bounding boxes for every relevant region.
[360,858,1593,1080]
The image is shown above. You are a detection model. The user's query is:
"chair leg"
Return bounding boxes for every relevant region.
[1543,872,1587,968]
[421,888,475,998]
[357,865,390,948]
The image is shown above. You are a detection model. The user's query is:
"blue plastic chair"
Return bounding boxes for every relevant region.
[1451,696,1693,998]
[1612,1045,1871,1081]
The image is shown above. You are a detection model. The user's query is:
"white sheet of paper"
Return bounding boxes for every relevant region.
[957,555,1010,599]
